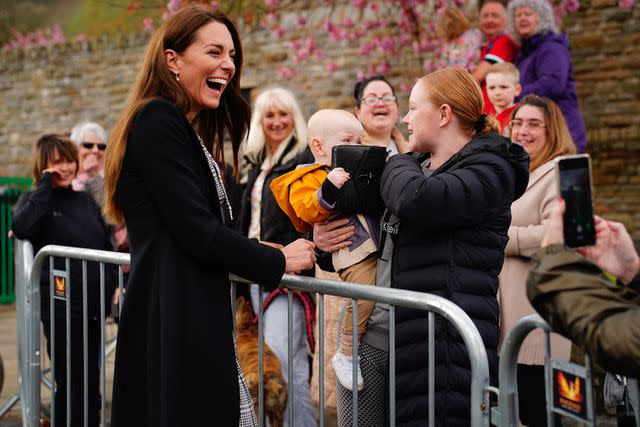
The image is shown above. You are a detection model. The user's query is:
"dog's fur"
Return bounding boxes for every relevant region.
[235,297,288,427]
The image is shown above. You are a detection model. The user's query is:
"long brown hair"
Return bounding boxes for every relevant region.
[510,94,576,172]
[104,5,250,225]
[421,67,501,137]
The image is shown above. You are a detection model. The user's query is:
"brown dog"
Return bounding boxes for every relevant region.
[235,297,288,427]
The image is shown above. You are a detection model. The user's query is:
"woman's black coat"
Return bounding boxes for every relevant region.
[380,133,529,426]
[12,173,116,318]
[110,99,286,427]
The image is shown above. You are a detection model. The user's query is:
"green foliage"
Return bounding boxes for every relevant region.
[0,0,164,45]
[0,0,76,44]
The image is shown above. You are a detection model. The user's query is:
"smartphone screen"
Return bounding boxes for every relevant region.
[558,155,596,247]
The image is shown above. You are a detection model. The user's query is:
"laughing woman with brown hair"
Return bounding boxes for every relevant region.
[103,6,315,426]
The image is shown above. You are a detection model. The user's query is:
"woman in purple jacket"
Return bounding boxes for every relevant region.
[508,0,586,153]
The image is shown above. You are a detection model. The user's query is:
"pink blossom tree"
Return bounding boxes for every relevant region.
[153,0,604,84]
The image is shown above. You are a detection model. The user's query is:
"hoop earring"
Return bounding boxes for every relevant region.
[174,73,180,82]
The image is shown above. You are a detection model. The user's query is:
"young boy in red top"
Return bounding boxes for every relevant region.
[484,62,522,136]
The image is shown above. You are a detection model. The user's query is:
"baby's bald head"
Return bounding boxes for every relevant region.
[307,109,363,165]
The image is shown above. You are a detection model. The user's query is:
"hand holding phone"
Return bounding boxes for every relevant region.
[556,154,596,248]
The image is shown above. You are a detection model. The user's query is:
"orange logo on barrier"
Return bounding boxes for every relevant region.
[553,368,587,419]
[558,371,583,403]
[54,276,66,297]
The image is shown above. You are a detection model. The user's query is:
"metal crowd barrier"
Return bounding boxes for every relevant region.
[492,313,640,427]
[0,239,34,421]
[15,244,493,427]
[231,274,492,427]
[20,244,128,427]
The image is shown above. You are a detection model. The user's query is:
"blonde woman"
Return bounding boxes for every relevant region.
[238,86,318,427]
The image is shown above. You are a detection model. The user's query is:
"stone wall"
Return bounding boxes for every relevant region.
[0,32,150,175]
[563,0,640,236]
[0,1,638,237]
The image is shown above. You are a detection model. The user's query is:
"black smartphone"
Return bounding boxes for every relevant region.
[556,154,596,248]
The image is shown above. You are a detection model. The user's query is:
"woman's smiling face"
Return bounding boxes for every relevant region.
[174,21,236,119]
[47,149,77,189]
[510,104,547,162]
[403,79,441,152]
[262,106,294,147]
[355,80,399,137]
[515,6,539,39]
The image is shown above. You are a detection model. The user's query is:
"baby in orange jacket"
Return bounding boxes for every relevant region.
[270,109,378,391]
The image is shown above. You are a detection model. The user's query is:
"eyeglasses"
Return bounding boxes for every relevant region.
[509,119,545,130]
[81,142,107,151]
[361,95,397,106]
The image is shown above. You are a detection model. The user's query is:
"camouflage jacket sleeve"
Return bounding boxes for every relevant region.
[527,245,640,376]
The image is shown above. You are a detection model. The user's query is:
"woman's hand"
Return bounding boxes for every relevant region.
[392,127,415,154]
[543,198,640,285]
[82,153,101,177]
[281,238,316,274]
[43,166,66,180]
[578,217,640,285]
[313,218,355,253]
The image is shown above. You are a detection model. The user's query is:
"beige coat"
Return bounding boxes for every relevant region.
[498,159,571,364]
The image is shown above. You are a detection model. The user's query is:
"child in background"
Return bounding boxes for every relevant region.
[484,62,522,135]
[434,7,482,72]
[270,109,379,392]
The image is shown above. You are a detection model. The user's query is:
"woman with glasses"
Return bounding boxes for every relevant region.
[508,0,586,153]
[353,75,406,153]
[70,122,109,206]
[498,94,576,427]
[71,121,130,284]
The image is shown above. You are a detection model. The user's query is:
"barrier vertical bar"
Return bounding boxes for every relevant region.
[27,252,41,427]
[428,312,434,427]
[352,299,358,427]
[584,354,594,423]
[287,290,294,426]
[389,305,395,427]
[99,263,106,427]
[258,287,264,427]
[82,260,88,427]
[318,294,325,427]
[118,267,124,317]
[231,283,237,328]
[65,258,71,427]
[499,314,553,427]
[544,330,554,427]
[50,257,56,427]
